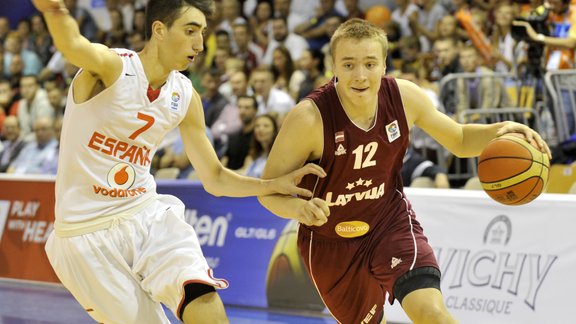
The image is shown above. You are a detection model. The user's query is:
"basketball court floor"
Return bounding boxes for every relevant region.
[0,279,337,324]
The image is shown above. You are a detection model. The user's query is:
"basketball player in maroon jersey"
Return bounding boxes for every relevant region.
[259,19,551,323]
[32,0,325,323]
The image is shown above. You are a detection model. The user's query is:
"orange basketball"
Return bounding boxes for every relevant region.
[478,133,550,205]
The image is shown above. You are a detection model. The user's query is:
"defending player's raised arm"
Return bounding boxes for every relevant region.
[179,89,326,198]
[258,100,330,226]
[32,0,121,85]
[398,79,551,158]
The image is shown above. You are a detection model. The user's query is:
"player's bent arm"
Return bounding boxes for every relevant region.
[258,100,329,226]
[34,0,121,86]
[398,79,550,158]
[179,90,325,197]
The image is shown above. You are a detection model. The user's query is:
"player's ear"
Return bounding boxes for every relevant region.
[151,21,166,40]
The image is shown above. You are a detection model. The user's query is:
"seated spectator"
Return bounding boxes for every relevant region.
[455,45,511,120]
[271,46,296,94]
[221,95,258,170]
[251,66,295,122]
[14,75,54,141]
[0,116,26,173]
[273,0,308,33]
[201,69,229,128]
[40,116,63,175]
[296,49,330,101]
[262,16,309,66]
[7,117,58,175]
[231,23,262,75]
[0,79,18,131]
[3,32,43,77]
[243,114,278,177]
[294,0,344,51]
[402,147,450,189]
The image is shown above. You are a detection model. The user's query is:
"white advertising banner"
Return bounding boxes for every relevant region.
[385,189,576,324]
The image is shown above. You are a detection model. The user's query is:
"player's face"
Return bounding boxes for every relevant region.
[161,6,207,71]
[333,38,386,104]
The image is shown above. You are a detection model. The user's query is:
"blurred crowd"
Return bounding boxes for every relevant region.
[1,0,575,188]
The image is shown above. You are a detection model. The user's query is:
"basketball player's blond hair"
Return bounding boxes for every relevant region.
[330,18,388,61]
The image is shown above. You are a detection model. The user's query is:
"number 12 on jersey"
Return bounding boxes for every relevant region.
[352,142,378,169]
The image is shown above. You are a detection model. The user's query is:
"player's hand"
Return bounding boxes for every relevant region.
[496,121,552,159]
[32,0,68,14]
[296,198,330,227]
[269,163,326,197]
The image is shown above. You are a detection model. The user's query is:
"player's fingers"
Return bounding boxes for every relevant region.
[297,163,326,179]
[311,198,330,217]
[295,186,313,197]
[306,200,329,225]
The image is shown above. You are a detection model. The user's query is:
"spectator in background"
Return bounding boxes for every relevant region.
[15,75,54,140]
[3,32,43,77]
[64,0,99,42]
[0,17,10,45]
[243,114,278,177]
[490,2,526,74]
[127,30,146,51]
[344,0,364,20]
[251,66,295,122]
[402,147,450,188]
[319,14,343,76]
[456,45,510,119]
[231,23,262,75]
[201,69,230,128]
[271,46,296,94]
[433,37,462,114]
[0,79,18,125]
[132,8,146,36]
[47,86,66,118]
[221,95,258,170]
[408,0,447,52]
[273,0,308,32]
[7,116,57,175]
[103,8,128,48]
[40,116,63,175]
[392,0,419,38]
[7,54,24,91]
[296,49,329,101]
[29,14,54,66]
[249,0,274,49]
[262,16,309,66]
[294,0,344,51]
[0,116,25,173]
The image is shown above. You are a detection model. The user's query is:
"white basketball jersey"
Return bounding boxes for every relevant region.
[55,49,192,230]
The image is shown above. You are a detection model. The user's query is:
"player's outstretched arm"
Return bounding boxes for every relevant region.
[399,79,551,159]
[179,90,326,198]
[32,0,121,86]
[258,100,330,227]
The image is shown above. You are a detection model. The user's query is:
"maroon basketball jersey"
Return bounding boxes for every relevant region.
[301,77,410,239]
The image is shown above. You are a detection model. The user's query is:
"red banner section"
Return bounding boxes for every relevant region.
[0,176,59,282]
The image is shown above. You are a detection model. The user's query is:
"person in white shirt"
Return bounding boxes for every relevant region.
[262,16,309,66]
[32,0,325,323]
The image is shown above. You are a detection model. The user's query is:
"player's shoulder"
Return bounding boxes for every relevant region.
[284,99,322,129]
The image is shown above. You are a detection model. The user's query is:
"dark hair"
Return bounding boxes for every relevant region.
[237,94,258,109]
[271,46,294,81]
[249,114,278,159]
[145,0,215,40]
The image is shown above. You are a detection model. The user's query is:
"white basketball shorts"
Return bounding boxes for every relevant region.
[45,194,228,324]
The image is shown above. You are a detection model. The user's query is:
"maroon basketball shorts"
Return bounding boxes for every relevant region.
[297,213,439,324]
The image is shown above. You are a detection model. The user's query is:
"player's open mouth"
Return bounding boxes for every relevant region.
[188,56,195,62]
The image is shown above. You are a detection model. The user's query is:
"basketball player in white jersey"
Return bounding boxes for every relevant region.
[32,0,325,323]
